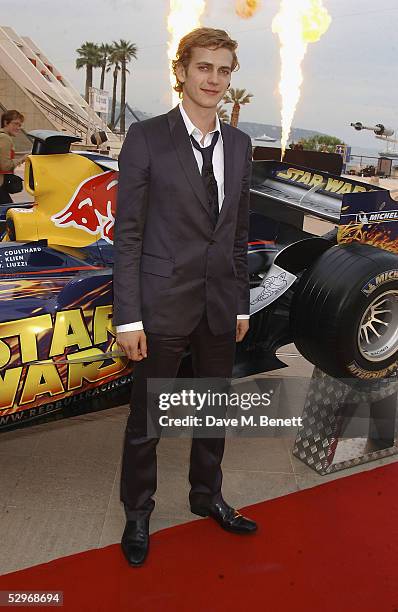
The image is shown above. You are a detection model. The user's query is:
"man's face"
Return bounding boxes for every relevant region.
[177,46,233,110]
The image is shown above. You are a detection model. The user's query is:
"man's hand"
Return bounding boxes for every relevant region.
[116,330,147,361]
[236,319,249,342]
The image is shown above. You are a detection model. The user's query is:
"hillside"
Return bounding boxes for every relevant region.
[238,122,327,142]
[112,105,339,145]
[124,111,328,143]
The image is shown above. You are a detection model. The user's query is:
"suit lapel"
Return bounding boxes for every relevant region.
[167,106,209,216]
[166,106,236,228]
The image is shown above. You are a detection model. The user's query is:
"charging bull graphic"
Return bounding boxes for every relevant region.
[51,171,118,243]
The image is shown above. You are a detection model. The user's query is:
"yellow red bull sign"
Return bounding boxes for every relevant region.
[51,171,118,243]
[7,153,118,247]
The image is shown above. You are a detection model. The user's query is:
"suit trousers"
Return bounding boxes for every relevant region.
[120,312,236,520]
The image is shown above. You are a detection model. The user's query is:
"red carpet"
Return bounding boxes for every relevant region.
[1,463,397,612]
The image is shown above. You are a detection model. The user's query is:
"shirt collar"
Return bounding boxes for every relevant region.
[178,102,221,139]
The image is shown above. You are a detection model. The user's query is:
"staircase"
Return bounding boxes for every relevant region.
[0,25,123,157]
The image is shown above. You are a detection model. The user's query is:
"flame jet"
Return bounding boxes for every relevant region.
[167,0,206,106]
[235,0,261,19]
[272,0,331,159]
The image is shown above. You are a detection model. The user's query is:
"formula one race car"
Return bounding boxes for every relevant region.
[1,130,398,430]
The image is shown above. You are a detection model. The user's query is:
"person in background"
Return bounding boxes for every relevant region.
[0,110,26,204]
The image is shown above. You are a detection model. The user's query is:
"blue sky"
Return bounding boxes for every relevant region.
[4,0,398,148]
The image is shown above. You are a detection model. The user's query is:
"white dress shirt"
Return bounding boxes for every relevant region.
[179,102,225,210]
[116,103,249,333]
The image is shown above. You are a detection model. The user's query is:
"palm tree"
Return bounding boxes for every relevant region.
[76,42,101,102]
[98,43,112,91]
[223,88,253,128]
[217,106,230,123]
[112,39,138,135]
[108,48,121,130]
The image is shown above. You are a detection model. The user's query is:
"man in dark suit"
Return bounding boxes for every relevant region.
[113,27,257,567]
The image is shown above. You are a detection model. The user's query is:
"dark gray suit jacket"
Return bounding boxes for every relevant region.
[113,105,252,336]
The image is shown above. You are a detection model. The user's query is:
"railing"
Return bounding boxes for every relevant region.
[27,90,93,138]
[43,91,90,128]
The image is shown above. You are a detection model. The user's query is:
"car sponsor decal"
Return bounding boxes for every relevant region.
[249,263,296,315]
[341,208,398,224]
[51,171,118,244]
[347,360,398,379]
[275,167,370,194]
[361,269,398,296]
[0,304,131,414]
[337,189,398,254]
[0,374,133,430]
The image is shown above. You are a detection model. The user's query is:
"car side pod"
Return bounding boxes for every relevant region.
[5,131,117,248]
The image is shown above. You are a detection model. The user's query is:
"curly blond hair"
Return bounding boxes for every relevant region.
[172,27,239,97]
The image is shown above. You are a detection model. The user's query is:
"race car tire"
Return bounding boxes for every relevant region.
[290,242,398,380]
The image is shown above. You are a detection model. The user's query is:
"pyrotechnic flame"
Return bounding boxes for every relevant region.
[272,0,331,159]
[167,0,206,106]
[235,0,261,19]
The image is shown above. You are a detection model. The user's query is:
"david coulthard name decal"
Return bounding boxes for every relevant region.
[0,246,42,269]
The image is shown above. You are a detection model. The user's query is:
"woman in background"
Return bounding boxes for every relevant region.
[0,110,25,204]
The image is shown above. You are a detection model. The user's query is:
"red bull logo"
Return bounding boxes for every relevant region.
[51,171,118,243]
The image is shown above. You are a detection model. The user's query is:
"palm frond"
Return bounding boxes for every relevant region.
[75,41,102,68]
[223,87,253,105]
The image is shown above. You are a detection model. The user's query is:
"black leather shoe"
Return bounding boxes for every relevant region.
[191,500,257,534]
[121,519,149,566]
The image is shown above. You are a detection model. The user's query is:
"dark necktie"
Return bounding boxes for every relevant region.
[190,131,219,227]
